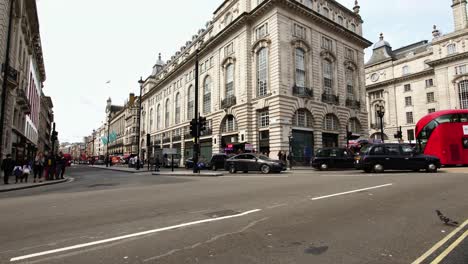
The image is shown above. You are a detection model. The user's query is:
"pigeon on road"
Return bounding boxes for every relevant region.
[436,210,459,227]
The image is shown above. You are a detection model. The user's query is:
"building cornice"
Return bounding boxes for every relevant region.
[427,51,468,67]
[366,68,434,90]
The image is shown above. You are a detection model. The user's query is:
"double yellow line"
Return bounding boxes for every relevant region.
[412,219,468,264]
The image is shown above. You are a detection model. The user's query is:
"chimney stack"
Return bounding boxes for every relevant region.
[452,0,468,31]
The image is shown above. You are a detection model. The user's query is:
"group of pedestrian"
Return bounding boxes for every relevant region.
[1,152,67,185]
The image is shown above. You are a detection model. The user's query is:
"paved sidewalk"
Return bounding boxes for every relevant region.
[0,177,72,193]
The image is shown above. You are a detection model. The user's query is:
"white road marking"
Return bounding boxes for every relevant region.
[10,209,261,262]
[223,175,289,178]
[310,183,393,201]
[266,203,288,209]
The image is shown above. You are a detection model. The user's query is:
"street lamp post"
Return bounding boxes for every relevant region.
[136,77,144,171]
[376,105,385,143]
[106,113,111,167]
[92,129,95,158]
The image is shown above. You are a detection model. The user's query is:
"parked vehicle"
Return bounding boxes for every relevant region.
[225,154,286,174]
[355,144,441,173]
[162,154,181,168]
[312,148,355,170]
[95,159,105,165]
[207,154,229,171]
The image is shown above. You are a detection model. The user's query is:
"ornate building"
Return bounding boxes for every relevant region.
[140,0,371,164]
[0,0,46,161]
[365,0,468,142]
[37,92,53,154]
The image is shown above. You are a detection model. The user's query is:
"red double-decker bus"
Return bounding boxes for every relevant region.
[415,110,468,166]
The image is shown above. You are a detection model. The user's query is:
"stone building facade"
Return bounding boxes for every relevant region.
[37,92,53,154]
[0,0,46,161]
[139,0,371,164]
[365,0,468,142]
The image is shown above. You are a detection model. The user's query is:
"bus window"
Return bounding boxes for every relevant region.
[461,114,468,122]
[464,138,468,149]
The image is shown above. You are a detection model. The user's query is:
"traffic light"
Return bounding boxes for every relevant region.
[51,131,58,142]
[146,134,151,147]
[189,118,197,137]
[198,116,207,132]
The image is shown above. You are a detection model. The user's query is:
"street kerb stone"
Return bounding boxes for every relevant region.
[0,177,73,193]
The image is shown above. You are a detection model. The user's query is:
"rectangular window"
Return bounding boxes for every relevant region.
[293,24,306,39]
[323,60,333,94]
[258,110,269,128]
[255,23,268,40]
[224,43,234,56]
[456,65,466,75]
[427,92,435,103]
[425,79,434,87]
[404,84,411,92]
[406,112,414,124]
[428,108,436,113]
[407,129,415,141]
[321,36,332,51]
[405,96,412,106]
[345,48,354,61]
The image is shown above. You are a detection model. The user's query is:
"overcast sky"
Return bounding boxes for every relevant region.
[37,0,453,143]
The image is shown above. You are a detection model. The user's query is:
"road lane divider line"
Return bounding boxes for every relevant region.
[10,209,262,262]
[431,230,468,264]
[310,183,394,201]
[411,219,468,264]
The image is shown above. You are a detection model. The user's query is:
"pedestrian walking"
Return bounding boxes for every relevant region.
[277,151,283,161]
[55,153,64,180]
[22,162,32,183]
[13,163,23,183]
[44,153,53,180]
[33,153,45,183]
[1,154,15,184]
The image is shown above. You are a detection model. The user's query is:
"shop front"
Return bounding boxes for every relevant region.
[258,130,270,155]
[200,139,213,162]
[291,129,314,166]
[322,133,339,148]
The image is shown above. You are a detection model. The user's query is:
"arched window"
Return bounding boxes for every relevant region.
[350,23,356,32]
[295,48,306,88]
[323,59,333,95]
[349,118,362,134]
[156,104,161,130]
[459,80,468,109]
[203,76,211,114]
[345,68,355,100]
[149,108,154,131]
[322,7,330,18]
[187,86,194,119]
[257,47,268,96]
[175,93,181,124]
[402,65,410,75]
[448,43,457,55]
[293,109,314,128]
[226,64,234,97]
[165,99,170,128]
[324,114,339,131]
[337,16,344,26]
[225,12,233,24]
[222,115,237,133]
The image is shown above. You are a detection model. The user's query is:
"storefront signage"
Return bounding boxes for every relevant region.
[464,125,468,135]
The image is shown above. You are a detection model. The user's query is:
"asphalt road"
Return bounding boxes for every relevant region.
[0,166,467,264]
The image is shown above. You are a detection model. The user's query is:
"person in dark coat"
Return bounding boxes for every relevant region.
[1,154,15,184]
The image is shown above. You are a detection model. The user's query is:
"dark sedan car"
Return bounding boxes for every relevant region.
[225,154,286,174]
[207,154,229,171]
[312,148,355,170]
[355,144,441,173]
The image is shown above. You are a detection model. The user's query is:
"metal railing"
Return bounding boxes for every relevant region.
[221,96,237,109]
[293,85,314,98]
[321,93,339,105]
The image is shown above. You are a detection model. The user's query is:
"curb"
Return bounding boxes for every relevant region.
[0,177,73,193]
[89,166,142,174]
[152,172,224,177]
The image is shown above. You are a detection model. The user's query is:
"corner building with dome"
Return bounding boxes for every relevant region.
[139,0,371,165]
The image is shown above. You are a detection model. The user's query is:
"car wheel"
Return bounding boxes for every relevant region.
[426,163,437,173]
[373,163,384,173]
[320,163,328,171]
[229,165,237,174]
[261,164,271,174]
[243,171,248,173]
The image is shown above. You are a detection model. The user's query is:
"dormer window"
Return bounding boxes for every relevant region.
[448,43,457,55]
[322,7,330,18]
[402,65,410,75]
[225,12,233,25]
